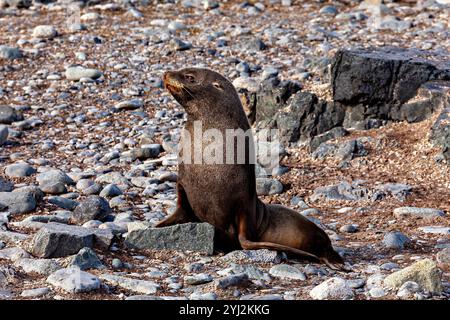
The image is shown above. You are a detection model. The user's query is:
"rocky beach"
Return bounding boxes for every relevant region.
[0,0,449,300]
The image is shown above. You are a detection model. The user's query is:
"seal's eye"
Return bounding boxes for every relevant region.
[212,82,222,90]
[184,74,196,83]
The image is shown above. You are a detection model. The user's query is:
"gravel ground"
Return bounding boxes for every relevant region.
[0,0,449,300]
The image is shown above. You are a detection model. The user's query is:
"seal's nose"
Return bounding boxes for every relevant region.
[163,71,173,84]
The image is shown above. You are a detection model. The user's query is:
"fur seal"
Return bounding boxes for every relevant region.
[157,67,345,270]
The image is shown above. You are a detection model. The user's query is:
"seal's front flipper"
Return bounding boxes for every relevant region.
[155,206,198,227]
[155,183,198,227]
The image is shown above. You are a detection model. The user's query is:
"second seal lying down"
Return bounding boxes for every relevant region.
[157,67,345,270]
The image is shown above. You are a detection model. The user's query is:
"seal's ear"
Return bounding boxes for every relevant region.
[212,82,223,90]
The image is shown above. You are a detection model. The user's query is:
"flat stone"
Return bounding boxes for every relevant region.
[14,258,62,275]
[418,226,450,235]
[65,66,102,81]
[0,230,30,243]
[0,191,37,215]
[0,247,31,262]
[184,273,213,285]
[99,274,159,294]
[125,222,214,255]
[394,207,445,219]
[47,267,101,293]
[383,259,443,294]
[20,287,51,298]
[221,249,285,264]
[269,264,306,280]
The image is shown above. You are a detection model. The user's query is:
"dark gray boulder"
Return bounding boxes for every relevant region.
[331,47,450,129]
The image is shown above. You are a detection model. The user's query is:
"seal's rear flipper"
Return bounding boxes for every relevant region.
[238,235,320,262]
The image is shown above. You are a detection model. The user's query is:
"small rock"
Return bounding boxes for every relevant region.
[382,231,411,250]
[47,267,100,293]
[0,105,23,124]
[65,66,102,81]
[397,281,420,298]
[32,25,57,39]
[215,273,249,289]
[310,277,354,300]
[256,178,283,195]
[72,196,112,224]
[67,247,105,270]
[269,264,306,280]
[0,45,22,60]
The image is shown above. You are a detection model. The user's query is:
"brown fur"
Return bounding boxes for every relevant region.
[157,68,345,270]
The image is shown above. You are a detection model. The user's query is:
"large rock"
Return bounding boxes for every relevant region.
[254,77,301,125]
[331,47,450,130]
[0,191,37,215]
[383,259,443,294]
[125,222,214,255]
[71,196,112,224]
[274,92,345,145]
[0,105,23,124]
[30,222,113,258]
[430,108,450,163]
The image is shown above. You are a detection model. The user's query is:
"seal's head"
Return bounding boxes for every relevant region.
[163,68,240,116]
